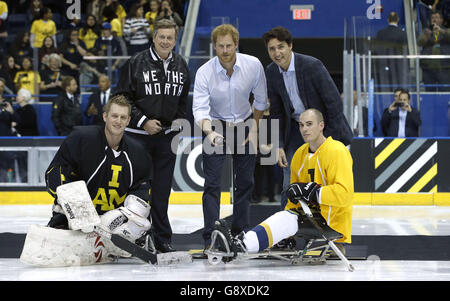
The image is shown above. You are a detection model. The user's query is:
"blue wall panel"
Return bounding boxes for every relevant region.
[370,93,449,137]
[197,0,405,38]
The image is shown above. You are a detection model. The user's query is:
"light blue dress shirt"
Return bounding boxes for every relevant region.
[397,109,407,137]
[193,53,268,124]
[279,52,305,121]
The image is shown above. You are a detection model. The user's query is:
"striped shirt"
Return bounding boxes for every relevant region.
[123,18,150,45]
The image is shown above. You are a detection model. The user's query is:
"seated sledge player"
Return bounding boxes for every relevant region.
[45,94,153,238]
[213,109,354,258]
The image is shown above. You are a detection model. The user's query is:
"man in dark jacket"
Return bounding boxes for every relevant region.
[262,26,353,208]
[381,89,421,137]
[51,76,82,136]
[46,94,152,228]
[418,10,450,91]
[85,75,111,125]
[115,19,190,253]
[374,11,409,90]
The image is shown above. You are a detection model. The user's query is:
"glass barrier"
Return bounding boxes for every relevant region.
[343,7,449,138]
[0,147,58,186]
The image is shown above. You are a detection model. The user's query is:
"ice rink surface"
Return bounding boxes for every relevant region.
[1,204,450,282]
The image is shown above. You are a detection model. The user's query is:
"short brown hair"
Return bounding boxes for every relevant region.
[262,26,293,47]
[104,94,131,115]
[61,76,76,90]
[211,24,239,45]
[153,19,178,38]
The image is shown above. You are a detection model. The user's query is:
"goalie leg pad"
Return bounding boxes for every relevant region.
[56,180,101,233]
[20,225,130,267]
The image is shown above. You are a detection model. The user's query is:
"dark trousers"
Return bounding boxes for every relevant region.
[201,122,256,245]
[127,132,177,244]
[280,120,305,209]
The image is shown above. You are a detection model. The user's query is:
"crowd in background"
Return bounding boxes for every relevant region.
[0,0,186,101]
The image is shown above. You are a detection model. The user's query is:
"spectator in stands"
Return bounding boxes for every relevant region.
[87,0,106,24]
[441,0,450,27]
[79,14,101,51]
[85,74,111,125]
[124,3,151,56]
[0,78,19,182]
[40,53,65,101]
[145,0,161,35]
[28,0,44,22]
[79,48,105,92]
[156,0,183,28]
[418,10,450,91]
[93,22,123,74]
[30,7,57,48]
[103,3,128,57]
[374,11,409,90]
[38,36,60,70]
[60,29,88,79]
[13,88,39,136]
[51,76,82,136]
[381,89,421,137]
[0,55,20,94]
[102,4,121,37]
[0,0,8,57]
[104,0,127,28]
[0,78,18,136]
[62,15,82,34]
[8,31,34,66]
[14,57,43,101]
[171,0,187,22]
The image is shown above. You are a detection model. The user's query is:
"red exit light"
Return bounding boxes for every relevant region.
[293,8,311,20]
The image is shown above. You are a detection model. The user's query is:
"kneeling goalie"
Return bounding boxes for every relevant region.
[210,109,354,262]
[21,95,154,266]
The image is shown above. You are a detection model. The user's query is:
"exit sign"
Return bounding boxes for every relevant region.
[293,8,311,20]
[290,5,314,20]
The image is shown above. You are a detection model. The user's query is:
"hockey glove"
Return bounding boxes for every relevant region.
[286,182,320,204]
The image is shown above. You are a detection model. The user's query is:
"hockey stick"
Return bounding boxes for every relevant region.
[98,228,192,265]
[299,200,355,272]
[94,226,157,264]
[110,233,157,264]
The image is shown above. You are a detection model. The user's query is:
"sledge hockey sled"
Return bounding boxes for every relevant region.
[204,200,355,272]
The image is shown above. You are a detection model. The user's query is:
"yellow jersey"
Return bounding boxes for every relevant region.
[110,18,123,37]
[14,71,41,96]
[0,1,8,16]
[145,11,157,32]
[79,28,99,50]
[286,136,354,243]
[30,19,57,48]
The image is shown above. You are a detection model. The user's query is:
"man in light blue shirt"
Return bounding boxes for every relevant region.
[193,24,268,247]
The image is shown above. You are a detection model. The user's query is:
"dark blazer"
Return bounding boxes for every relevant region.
[375,25,407,50]
[268,52,353,147]
[85,89,111,125]
[51,92,83,136]
[381,107,421,137]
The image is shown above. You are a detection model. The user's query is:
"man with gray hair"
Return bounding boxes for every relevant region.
[115,18,191,253]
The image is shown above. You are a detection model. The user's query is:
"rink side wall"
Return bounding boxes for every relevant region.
[0,137,449,206]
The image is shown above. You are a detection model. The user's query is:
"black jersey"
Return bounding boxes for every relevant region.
[115,46,191,133]
[45,125,152,215]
